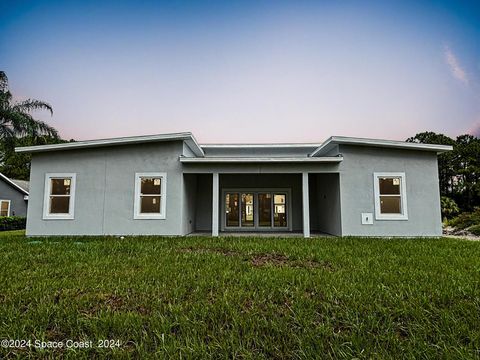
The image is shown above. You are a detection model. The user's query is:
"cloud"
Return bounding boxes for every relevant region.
[444,45,468,84]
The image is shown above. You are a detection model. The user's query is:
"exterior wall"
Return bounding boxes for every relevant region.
[182,174,197,235]
[27,141,185,236]
[338,145,442,237]
[0,181,27,216]
[309,173,341,236]
[202,146,318,158]
[195,174,212,231]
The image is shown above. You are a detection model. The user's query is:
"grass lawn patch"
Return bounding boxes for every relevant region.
[0,235,479,359]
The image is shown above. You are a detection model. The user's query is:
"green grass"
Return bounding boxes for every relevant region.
[0,235,479,359]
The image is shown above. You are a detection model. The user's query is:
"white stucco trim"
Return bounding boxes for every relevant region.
[43,173,76,220]
[133,172,167,220]
[0,200,11,217]
[180,157,343,163]
[373,172,408,221]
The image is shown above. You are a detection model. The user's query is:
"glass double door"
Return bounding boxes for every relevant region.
[225,191,288,230]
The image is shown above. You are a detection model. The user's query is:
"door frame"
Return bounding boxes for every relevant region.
[220,188,292,232]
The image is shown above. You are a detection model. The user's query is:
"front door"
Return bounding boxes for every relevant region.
[223,190,290,231]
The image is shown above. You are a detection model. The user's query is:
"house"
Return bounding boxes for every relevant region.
[0,173,29,217]
[15,132,452,237]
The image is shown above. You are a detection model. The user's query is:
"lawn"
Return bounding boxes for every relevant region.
[0,235,479,359]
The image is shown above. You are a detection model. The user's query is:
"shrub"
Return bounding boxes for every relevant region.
[441,196,459,220]
[469,225,480,236]
[448,208,480,229]
[0,216,26,231]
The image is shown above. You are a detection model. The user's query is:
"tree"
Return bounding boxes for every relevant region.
[0,71,58,141]
[406,132,456,196]
[440,196,459,220]
[0,71,64,180]
[407,131,480,211]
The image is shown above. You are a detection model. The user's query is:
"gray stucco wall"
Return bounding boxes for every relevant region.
[202,146,319,158]
[0,180,27,217]
[182,174,197,235]
[337,145,442,237]
[194,174,213,232]
[27,141,186,236]
[309,173,341,236]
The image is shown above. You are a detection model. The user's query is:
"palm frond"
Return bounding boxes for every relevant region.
[0,71,8,92]
[13,99,53,115]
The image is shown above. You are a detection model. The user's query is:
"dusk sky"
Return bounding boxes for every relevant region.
[1,0,480,143]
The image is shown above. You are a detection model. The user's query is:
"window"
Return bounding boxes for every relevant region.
[134,173,167,219]
[373,172,408,220]
[0,200,10,217]
[43,173,76,219]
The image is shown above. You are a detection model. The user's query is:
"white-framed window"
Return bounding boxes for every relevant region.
[0,200,11,217]
[43,173,76,220]
[373,172,408,220]
[134,172,167,219]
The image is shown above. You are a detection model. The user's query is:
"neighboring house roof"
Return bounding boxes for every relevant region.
[309,136,453,157]
[15,132,453,158]
[15,132,205,157]
[11,179,30,192]
[0,173,29,195]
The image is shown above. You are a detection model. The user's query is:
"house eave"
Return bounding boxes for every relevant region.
[0,173,29,195]
[15,132,205,157]
[179,156,343,163]
[310,136,454,156]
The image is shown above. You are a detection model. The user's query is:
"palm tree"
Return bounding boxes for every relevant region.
[0,71,58,140]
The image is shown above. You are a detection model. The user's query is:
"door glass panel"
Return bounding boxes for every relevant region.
[241,193,254,227]
[225,193,239,227]
[258,193,272,227]
[273,194,287,227]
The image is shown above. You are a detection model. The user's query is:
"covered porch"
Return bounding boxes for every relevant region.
[182,172,341,237]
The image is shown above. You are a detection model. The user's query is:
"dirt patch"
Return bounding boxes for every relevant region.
[179,247,334,270]
[250,253,289,267]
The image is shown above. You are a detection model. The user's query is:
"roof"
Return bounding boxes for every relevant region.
[309,136,453,157]
[11,179,29,192]
[15,132,205,157]
[15,133,453,158]
[0,173,29,195]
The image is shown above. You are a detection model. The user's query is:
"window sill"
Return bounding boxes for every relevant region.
[375,215,408,221]
[43,215,75,220]
[134,214,166,220]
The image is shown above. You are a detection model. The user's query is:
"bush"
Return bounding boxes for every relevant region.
[0,216,26,231]
[441,196,459,220]
[448,208,480,229]
[469,225,480,236]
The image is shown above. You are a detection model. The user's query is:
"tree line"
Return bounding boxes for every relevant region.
[407,132,480,213]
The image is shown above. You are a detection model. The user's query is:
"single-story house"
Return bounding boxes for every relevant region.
[0,173,29,217]
[16,132,452,237]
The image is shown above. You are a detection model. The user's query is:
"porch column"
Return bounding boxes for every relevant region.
[212,172,219,237]
[302,172,310,238]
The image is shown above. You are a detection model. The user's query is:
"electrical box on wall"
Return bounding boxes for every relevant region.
[361,213,373,225]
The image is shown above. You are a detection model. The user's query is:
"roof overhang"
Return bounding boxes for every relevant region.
[180,156,343,163]
[0,173,29,195]
[310,136,453,157]
[15,132,205,157]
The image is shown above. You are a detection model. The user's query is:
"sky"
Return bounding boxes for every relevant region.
[1,0,480,143]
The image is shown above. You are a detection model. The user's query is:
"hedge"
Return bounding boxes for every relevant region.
[0,216,26,231]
